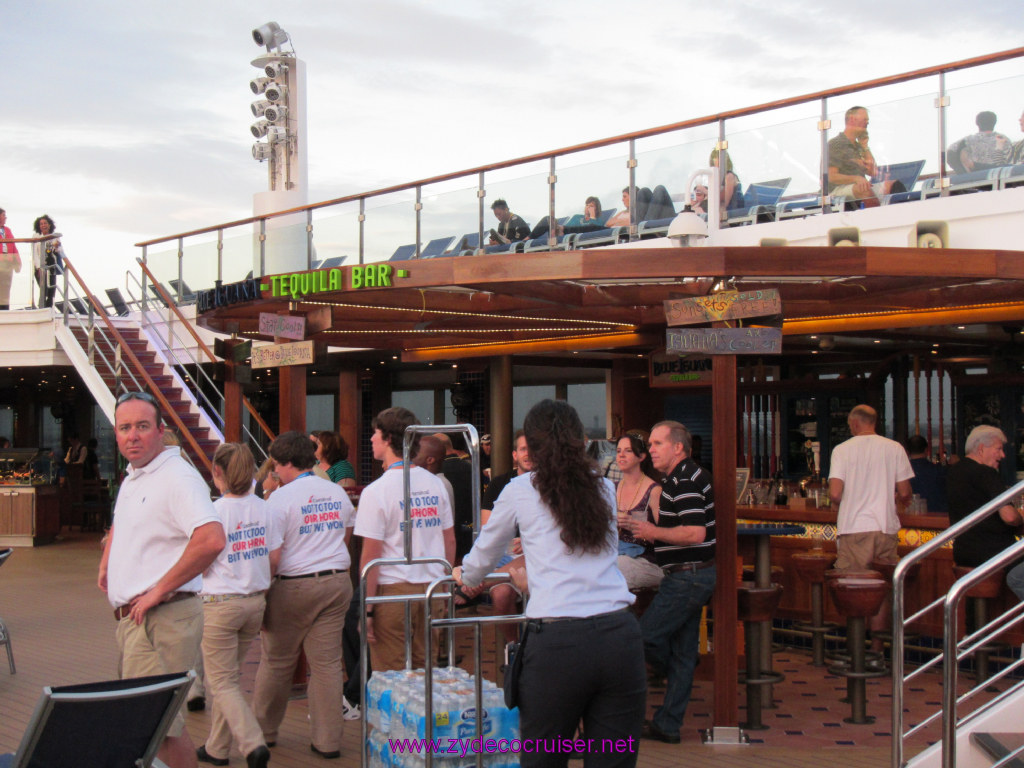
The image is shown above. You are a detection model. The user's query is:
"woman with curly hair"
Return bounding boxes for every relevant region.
[455,400,645,768]
[32,214,65,308]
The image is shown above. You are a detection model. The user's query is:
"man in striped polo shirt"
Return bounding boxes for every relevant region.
[629,420,716,744]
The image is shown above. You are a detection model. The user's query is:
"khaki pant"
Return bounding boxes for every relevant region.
[835,531,899,571]
[0,268,13,308]
[116,595,203,738]
[372,582,444,672]
[201,594,266,759]
[253,573,352,753]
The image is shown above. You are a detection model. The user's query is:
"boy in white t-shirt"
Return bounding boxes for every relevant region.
[354,407,455,671]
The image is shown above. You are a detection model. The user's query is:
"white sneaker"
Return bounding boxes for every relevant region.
[342,696,361,721]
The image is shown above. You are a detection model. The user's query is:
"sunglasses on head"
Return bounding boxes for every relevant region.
[116,391,158,405]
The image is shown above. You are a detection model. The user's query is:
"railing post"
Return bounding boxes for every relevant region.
[176,236,184,304]
[140,245,149,314]
[415,186,423,259]
[547,157,557,249]
[716,118,728,232]
[820,98,832,214]
[936,72,950,197]
[216,228,224,285]
[477,171,486,255]
[306,209,314,270]
[627,139,637,242]
[61,267,69,325]
[358,199,365,265]
[258,219,267,278]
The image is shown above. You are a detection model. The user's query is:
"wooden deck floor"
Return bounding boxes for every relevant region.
[0,531,905,767]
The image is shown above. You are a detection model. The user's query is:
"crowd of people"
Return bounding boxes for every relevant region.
[90,387,1024,767]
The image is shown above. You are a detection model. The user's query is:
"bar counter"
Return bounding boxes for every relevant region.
[0,484,60,547]
[737,504,1021,642]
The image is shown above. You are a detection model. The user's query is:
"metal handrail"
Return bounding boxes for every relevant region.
[892,478,1024,768]
[127,265,273,458]
[57,257,214,475]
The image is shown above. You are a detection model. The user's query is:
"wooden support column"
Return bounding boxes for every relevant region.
[278,365,306,434]
[712,354,739,728]
[488,355,513,477]
[337,370,359,482]
[224,371,242,443]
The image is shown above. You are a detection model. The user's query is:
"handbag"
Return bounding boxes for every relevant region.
[503,623,530,709]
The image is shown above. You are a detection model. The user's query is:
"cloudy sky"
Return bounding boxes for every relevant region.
[3,1,1023,303]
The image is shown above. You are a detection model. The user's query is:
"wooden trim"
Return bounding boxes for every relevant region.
[134,48,1024,248]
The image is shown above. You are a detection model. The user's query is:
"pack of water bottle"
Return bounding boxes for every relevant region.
[366,667,520,768]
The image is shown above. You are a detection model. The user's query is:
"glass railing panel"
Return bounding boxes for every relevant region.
[825,80,942,193]
[363,191,416,264]
[723,103,822,209]
[178,238,220,302]
[311,202,360,268]
[143,245,180,299]
[220,227,260,285]
[635,124,720,214]
[419,178,482,256]
[943,72,1024,174]
[483,160,550,245]
[555,145,632,230]
[262,213,313,275]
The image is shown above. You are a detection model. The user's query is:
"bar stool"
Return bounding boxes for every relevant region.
[870,558,923,655]
[741,564,784,704]
[792,551,837,666]
[827,576,888,723]
[0,548,14,674]
[737,581,784,730]
[952,564,1004,684]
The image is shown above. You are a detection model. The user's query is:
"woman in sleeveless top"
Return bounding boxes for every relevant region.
[615,432,665,590]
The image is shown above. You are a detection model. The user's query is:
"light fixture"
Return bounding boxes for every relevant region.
[250,120,270,138]
[264,61,288,78]
[251,99,270,117]
[252,22,291,53]
[265,83,287,103]
[667,211,708,246]
[252,142,272,161]
[266,125,287,143]
[264,104,288,123]
[250,77,272,95]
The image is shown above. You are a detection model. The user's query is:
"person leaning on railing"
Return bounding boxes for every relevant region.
[31,214,65,309]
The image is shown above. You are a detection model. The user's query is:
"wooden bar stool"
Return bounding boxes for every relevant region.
[737,581,783,730]
[870,558,923,656]
[827,576,888,724]
[952,565,1005,684]
[792,552,837,666]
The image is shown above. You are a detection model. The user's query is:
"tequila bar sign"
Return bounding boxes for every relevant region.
[664,289,781,326]
[252,340,315,369]
[666,327,782,355]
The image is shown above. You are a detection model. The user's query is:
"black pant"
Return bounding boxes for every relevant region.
[518,609,646,768]
[342,593,362,703]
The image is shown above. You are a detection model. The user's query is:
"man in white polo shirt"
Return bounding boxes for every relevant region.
[253,431,356,760]
[98,392,226,768]
[356,407,455,671]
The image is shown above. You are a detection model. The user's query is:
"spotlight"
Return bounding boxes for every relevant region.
[266,125,287,143]
[265,83,288,103]
[252,142,272,161]
[250,77,272,95]
[250,120,270,138]
[252,22,290,53]
[251,99,270,117]
[264,61,289,79]
[264,105,288,123]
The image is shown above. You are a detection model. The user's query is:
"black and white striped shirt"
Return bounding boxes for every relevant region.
[654,458,716,567]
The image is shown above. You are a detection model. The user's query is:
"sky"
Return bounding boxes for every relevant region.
[3,0,1024,304]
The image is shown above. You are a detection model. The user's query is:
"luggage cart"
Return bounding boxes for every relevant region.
[359,423,526,768]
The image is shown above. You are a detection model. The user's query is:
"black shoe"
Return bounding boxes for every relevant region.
[187,696,206,712]
[246,745,271,768]
[311,744,341,759]
[641,721,681,744]
[196,745,229,766]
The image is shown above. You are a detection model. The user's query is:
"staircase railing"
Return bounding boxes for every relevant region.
[892,478,1024,768]
[56,257,214,476]
[128,260,274,459]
